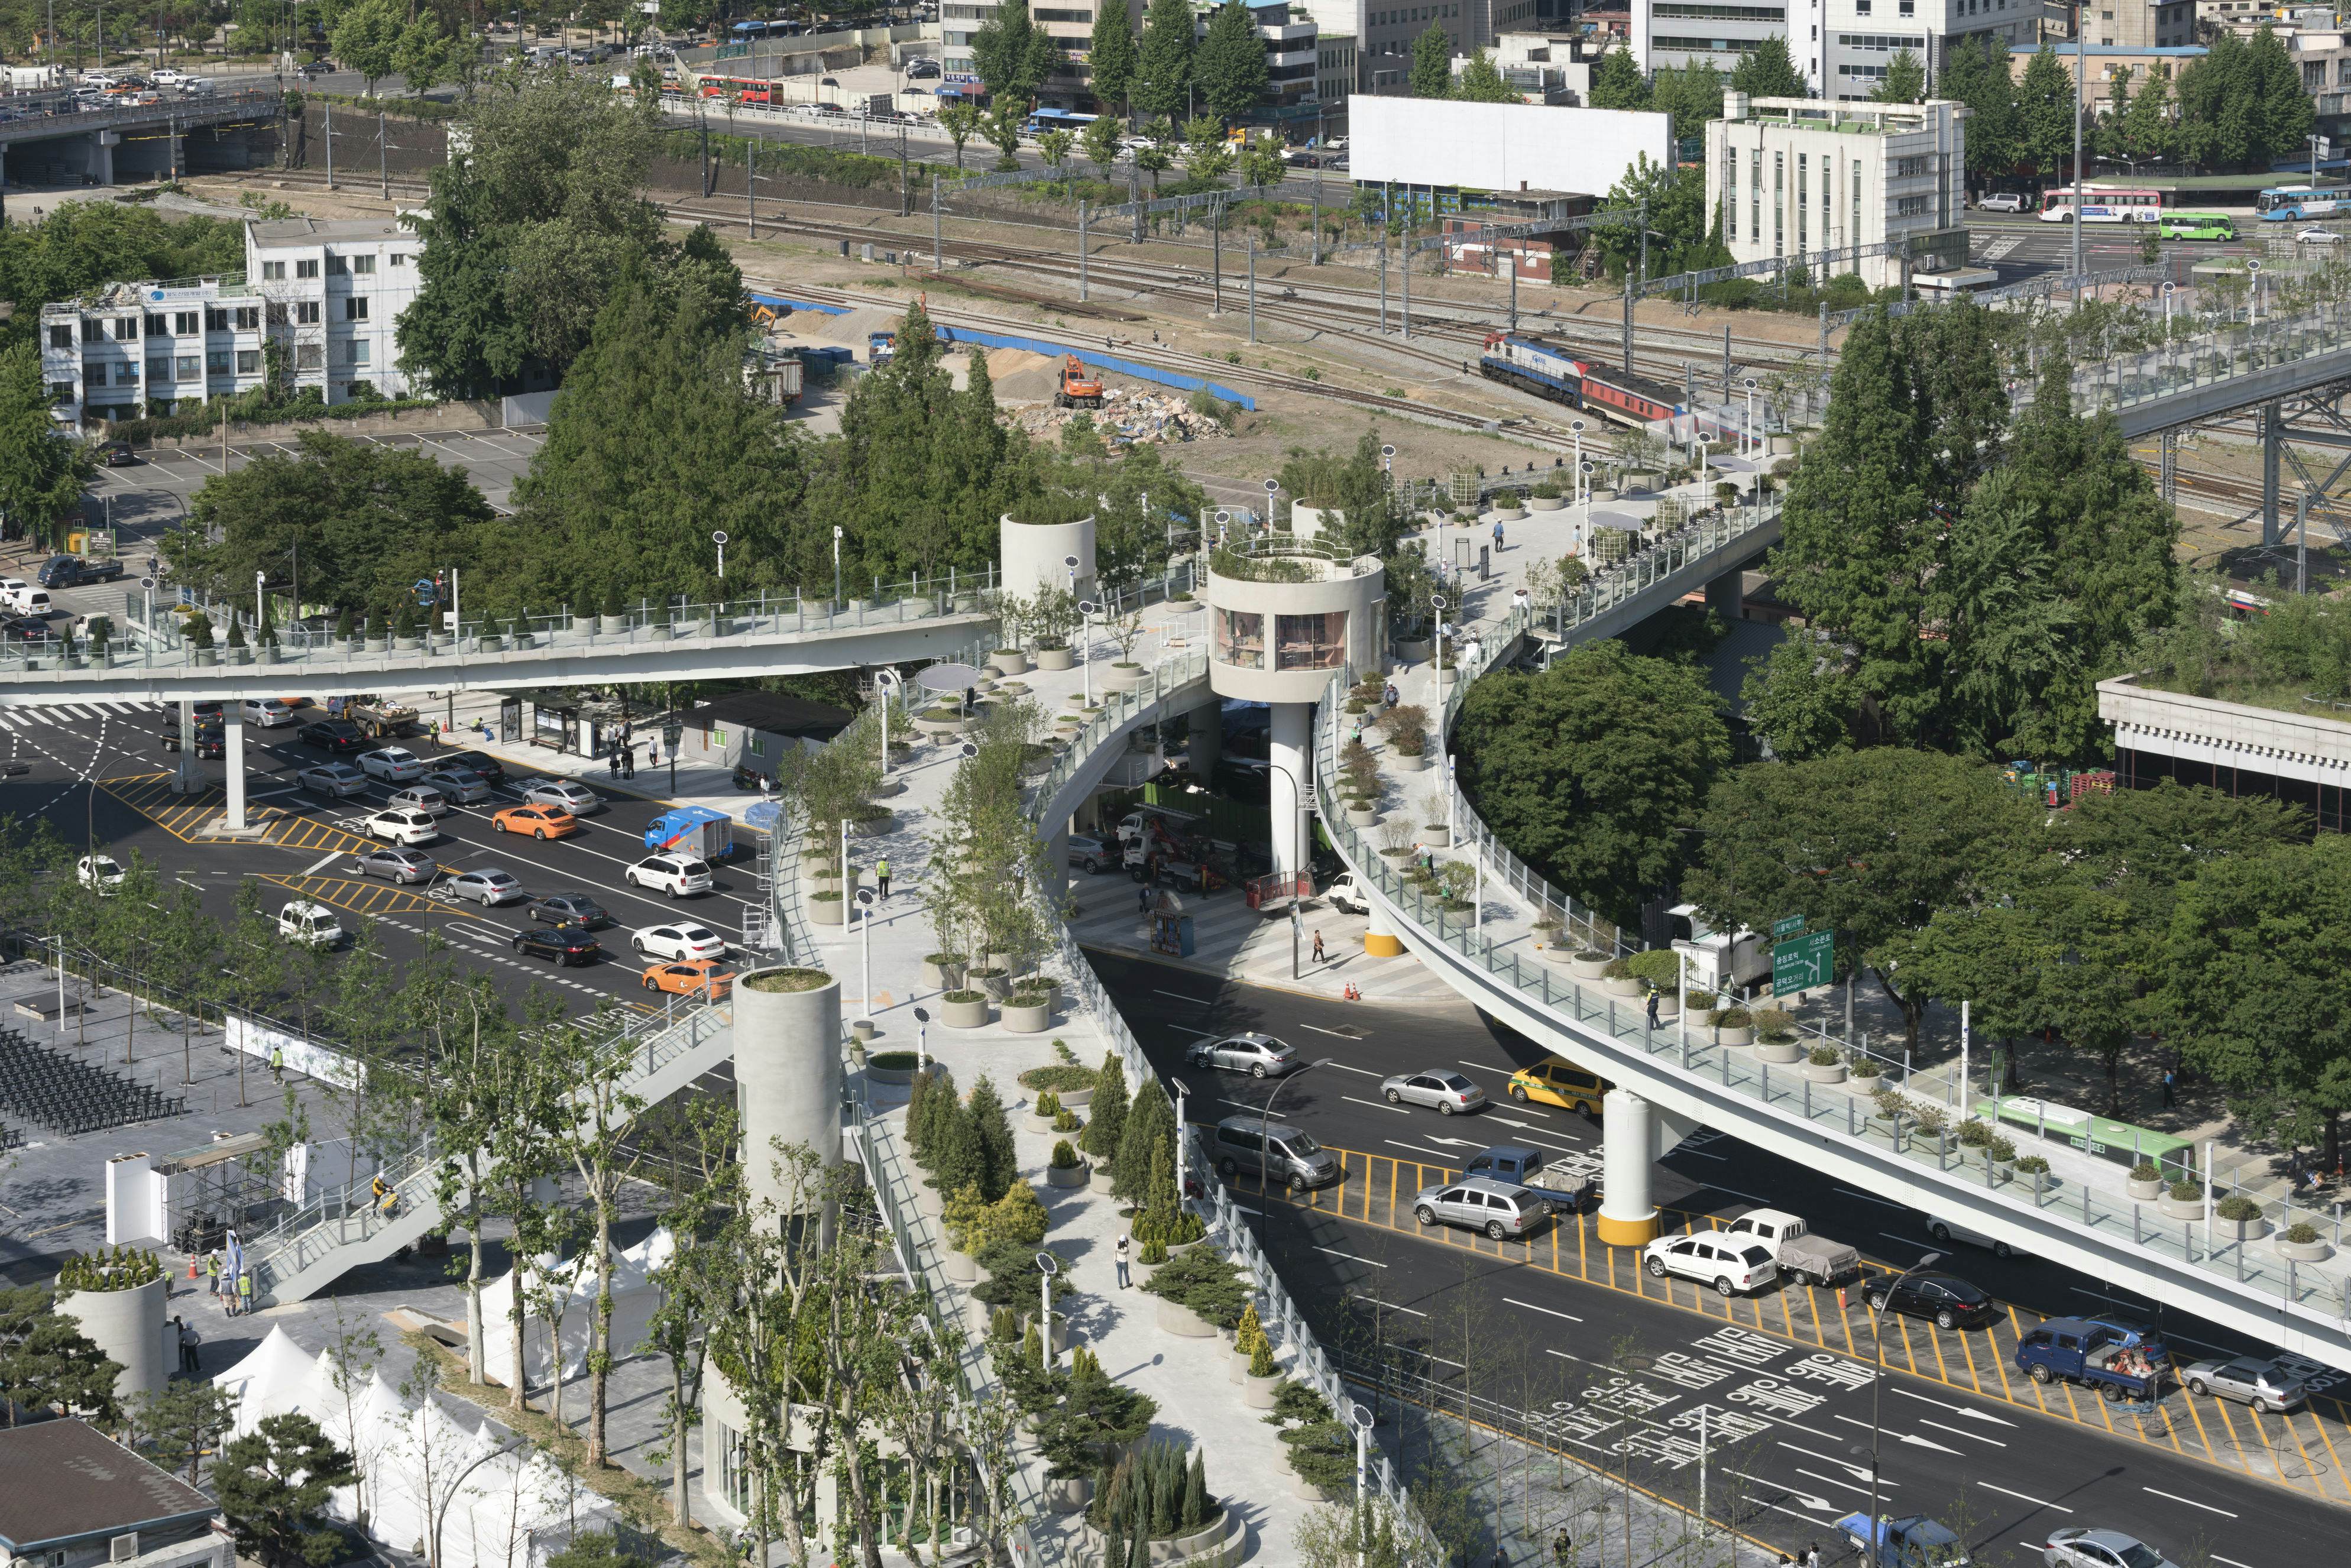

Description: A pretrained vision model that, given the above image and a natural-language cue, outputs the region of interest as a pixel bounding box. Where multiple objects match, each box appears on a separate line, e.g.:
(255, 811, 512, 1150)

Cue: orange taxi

(491, 803, 579, 840)
(642, 959, 734, 999)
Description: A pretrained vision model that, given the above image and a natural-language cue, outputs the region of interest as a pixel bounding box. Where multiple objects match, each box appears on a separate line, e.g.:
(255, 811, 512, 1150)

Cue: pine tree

(1113, 1080, 1174, 1201)
(1133, 0, 1196, 121)
(1870, 48, 1925, 105)
(1588, 43, 1648, 110)
(1728, 35, 1806, 99)
(1196, 0, 1270, 123)
(931, 1097, 985, 1198)
(1940, 36, 2020, 182)
(1182, 1447, 1209, 1528)
(970, 0, 1062, 105)
(967, 1074, 1018, 1200)
(1081, 1053, 1129, 1159)
(1409, 25, 1452, 99)
(1089, 1, 1139, 116)
(1454, 49, 1518, 104)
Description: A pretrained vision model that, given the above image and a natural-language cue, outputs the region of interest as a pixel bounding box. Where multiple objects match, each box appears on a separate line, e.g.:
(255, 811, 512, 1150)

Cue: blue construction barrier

(743, 294, 1256, 410)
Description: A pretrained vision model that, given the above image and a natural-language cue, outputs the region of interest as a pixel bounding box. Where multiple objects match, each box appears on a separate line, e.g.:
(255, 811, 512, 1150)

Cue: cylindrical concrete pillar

(1042, 828, 1069, 903)
(175, 700, 199, 794)
(56, 1272, 168, 1407)
(1187, 698, 1222, 778)
(1268, 701, 1312, 880)
(224, 714, 247, 830)
(1595, 1088, 1660, 1246)
(1000, 513, 1097, 605)
(1363, 892, 1403, 958)
(734, 966, 844, 1222)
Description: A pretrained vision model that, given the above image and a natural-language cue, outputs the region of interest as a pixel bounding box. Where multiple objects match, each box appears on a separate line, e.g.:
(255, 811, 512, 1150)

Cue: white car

(364, 808, 439, 846)
(149, 66, 190, 85)
(632, 922, 728, 962)
(1925, 1216, 2028, 1259)
(277, 900, 345, 948)
(77, 854, 126, 892)
(299, 762, 369, 797)
(2298, 226, 2343, 244)
(358, 747, 427, 783)
(241, 698, 300, 727)
(449, 868, 527, 905)
(386, 785, 450, 818)
(1642, 1231, 1780, 1297)
(522, 778, 605, 816)
(1326, 872, 1369, 915)
(5, 583, 54, 617)
(1974, 192, 2026, 213)
(627, 853, 714, 898)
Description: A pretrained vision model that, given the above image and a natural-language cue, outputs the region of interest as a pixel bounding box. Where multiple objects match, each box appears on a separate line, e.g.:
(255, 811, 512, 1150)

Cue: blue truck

(645, 805, 734, 863)
(2013, 1316, 2167, 1404)
(1834, 1514, 1970, 1568)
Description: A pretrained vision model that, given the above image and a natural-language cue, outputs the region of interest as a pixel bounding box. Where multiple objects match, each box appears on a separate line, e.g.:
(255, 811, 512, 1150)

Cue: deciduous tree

(970, 0, 1061, 106)
(1196, 0, 1270, 122)
(1089, 0, 1139, 116)
(1729, 36, 1806, 99)
(1132, 0, 1196, 121)
(0, 343, 90, 551)
(1588, 43, 1648, 111)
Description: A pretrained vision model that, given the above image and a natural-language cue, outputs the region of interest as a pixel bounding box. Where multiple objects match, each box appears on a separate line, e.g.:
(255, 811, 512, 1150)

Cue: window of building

(205, 307, 228, 332)
(177, 355, 200, 381)
(208, 351, 231, 376)
(48, 325, 72, 349)
(116, 362, 140, 385)
(262, 260, 287, 280)
(266, 302, 289, 325)
(297, 300, 322, 325)
(296, 257, 321, 279)
(1215, 607, 1266, 669)
(1774, 150, 1784, 257)
(50, 382, 75, 403)
(391, 252, 409, 266)
(1899, 0, 1913, 12)
(350, 254, 376, 274)
(235, 306, 261, 330)
(346, 297, 370, 322)
(349, 340, 373, 366)
(174, 310, 200, 334)
(1895, 195, 1928, 216)
(327, 253, 348, 275)
(1855, 0, 1870, 12)
(1750, 147, 1762, 251)
(148, 357, 172, 382)
(237, 349, 261, 374)
(145, 313, 167, 336)
(1854, 162, 1863, 242)
(114, 316, 139, 341)
(1798, 153, 1808, 251)
(1725, 145, 1738, 241)
(1275, 611, 1348, 670)
(1893, 154, 1930, 177)
(296, 344, 324, 371)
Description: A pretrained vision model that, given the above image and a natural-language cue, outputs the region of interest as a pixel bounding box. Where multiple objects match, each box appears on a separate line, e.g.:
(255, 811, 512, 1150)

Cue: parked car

(1504, 1055, 1607, 1115)
(627, 853, 714, 897)
(1459, 1145, 1592, 1211)
(352, 846, 435, 883)
(300, 720, 368, 753)
(2180, 1354, 2307, 1413)
(493, 803, 579, 840)
(163, 721, 225, 758)
(0, 615, 52, 643)
(76, 854, 125, 892)
(2298, 226, 2342, 245)
(530, 893, 614, 929)
(643, 958, 733, 997)
(521, 778, 604, 816)
(277, 900, 345, 948)
(1381, 1070, 1486, 1115)
(2015, 1318, 2167, 1403)
(438, 749, 507, 785)
(1976, 192, 2026, 213)
(1325, 871, 1369, 915)
(364, 808, 439, 847)
(1866, 1267, 1999, 1330)
(1722, 1209, 1861, 1288)
(419, 767, 492, 804)
(1067, 833, 1114, 873)
(448, 868, 527, 905)
(2040, 1528, 2177, 1568)
(37, 556, 123, 587)
(1414, 1176, 1544, 1241)
(632, 922, 728, 962)
(358, 746, 428, 783)
(1836, 1514, 1971, 1568)
(240, 697, 300, 727)
(299, 762, 369, 796)
(1925, 1216, 2026, 1259)
(1210, 1115, 1339, 1191)
(1643, 1231, 1779, 1296)
(513, 926, 602, 966)
(2079, 1315, 2168, 1360)
(101, 439, 140, 465)
(1186, 1031, 1298, 1078)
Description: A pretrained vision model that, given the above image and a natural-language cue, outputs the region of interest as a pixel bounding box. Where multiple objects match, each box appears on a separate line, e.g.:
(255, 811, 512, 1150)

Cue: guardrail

(1316, 620, 2351, 1345)
(2046, 299, 2351, 423)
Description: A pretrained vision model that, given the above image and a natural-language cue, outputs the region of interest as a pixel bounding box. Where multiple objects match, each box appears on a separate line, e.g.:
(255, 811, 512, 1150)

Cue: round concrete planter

(1023, 1107, 1061, 1133)
(1290, 1473, 1343, 1502)
(848, 811, 895, 839)
(1528, 495, 1567, 511)
(1651, 993, 1680, 1020)
(55, 1272, 167, 1406)
(1089, 1165, 1118, 1195)
(1078, 1506, 1234, 1568)
(914, 1183, 944, 1220)
(989, 648, 1028, 676)
(1487, 506, 1527, 523)
(1391, 749, 1428, 772)
(940, 994, 991, 1029)
(1345, 806, 1378, 830)
(1061, 1086, 1095, 1108)
(1047, 1476, 1094, 1514)
(1047, 1160, 1088, 1188)
(1799, 1060, 1848, 1084)
(2213, 1213, 2269, 1243)
(1228, 1347, 1252, 1384)
(1754, 1040, 1805, 1065)
(649, 624, 673, 643)
(866, 1060, 918, 1087)
(1714, 1025, 1754, 1047)
(1568, 954, 1611, 980)
(600, 614, 627, 635)
(2276, 1233, 2333, 1263)
(913, 713, 968, 738)
(1395, 638, 1433, 662)
(1244, 1368, 1282, 1409)
(2128, 1177, 2165, 1202)
(850, 1019, 877, 1045)
(1034, 645, 1076, 671)
(364, 636, 388, 653)
(943, 1246, 976, 1282)
(921, 956, 966, 990)
(2159, 1193, 2206, 1222)
(1601, 974, 1643, 997)
(810, 894, 845, 925)
(1155, 1297, 1218, 1338)
(1102, 663, 1146, 692)
(1421, 824, 1450, 848)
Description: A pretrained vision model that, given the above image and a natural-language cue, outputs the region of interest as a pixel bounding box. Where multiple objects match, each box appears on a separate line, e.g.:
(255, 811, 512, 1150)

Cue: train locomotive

(1479, 331, 1687, 424)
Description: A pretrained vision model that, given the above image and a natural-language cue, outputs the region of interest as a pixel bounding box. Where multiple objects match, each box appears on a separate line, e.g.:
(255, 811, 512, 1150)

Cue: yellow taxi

(491, 802, 579, 840)
(1504, 1056, 1608, 1115)
(642, 959, 734, 999)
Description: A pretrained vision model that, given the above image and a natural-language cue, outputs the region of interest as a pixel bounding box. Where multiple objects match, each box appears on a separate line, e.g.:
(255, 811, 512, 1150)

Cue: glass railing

(1319, 644, 2351, 1330)
(2048, 300, 2351, 419)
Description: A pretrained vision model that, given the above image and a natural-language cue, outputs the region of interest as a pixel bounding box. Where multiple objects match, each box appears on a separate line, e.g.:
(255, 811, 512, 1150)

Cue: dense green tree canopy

(1088, 1, 1139, 114)
(1132, 0, 1197, 121)
(0, 204, 244, 355)
(0, 344, 92, 552)
(1196, 1, 1271, 122)
(215, 1413, 360, 1568)
(1939, 36, 2021, 183)
(1453, 50, 1520, 104)
(1649, 61, 1724, 132)
(1729, 37, 1807, 99)
(1588, 44, 1649, 111)
(1409, 25, 1453, 100)
(1870, 48, 1926, 105)
(971, 0, 1063, 105)
(1588, 156, 1728, 280)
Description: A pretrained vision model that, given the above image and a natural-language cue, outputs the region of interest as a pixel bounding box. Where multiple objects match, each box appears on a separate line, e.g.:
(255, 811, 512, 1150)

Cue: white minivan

(278, 901, 345, 947)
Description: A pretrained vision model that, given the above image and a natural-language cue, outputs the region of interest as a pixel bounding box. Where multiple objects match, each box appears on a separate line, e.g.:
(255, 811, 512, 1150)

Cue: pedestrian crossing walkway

(0, 701, 157, 726)
(96, 772, 375, 854)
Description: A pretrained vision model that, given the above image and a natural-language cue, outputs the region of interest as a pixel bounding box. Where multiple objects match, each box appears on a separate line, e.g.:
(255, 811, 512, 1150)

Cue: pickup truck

(2014, 1317, 2166, 1404)
(1835, 1514, 1970, 1568)
(1722, 1209, 1861, 1287)
(339, 696, 419, 738)
(1460, 1145, 1595, 1212)
(1326, 872, 1369, 915)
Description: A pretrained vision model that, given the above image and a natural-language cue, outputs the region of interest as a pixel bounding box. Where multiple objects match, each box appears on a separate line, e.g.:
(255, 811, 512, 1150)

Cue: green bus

(2159, 211, 2238, 241)
(1977, 1097, 2197, 1177)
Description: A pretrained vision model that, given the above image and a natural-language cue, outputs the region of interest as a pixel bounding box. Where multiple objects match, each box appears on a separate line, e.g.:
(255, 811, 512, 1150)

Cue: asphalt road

(1087, 950, 2350, 1566)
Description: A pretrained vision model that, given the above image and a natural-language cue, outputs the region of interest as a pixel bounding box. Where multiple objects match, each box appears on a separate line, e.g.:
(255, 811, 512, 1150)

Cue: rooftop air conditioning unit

(111, 1535, 140, 1563)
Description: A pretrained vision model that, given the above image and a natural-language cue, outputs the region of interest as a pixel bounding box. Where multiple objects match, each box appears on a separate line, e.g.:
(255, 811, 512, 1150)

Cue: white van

(277, 901, 346, 948)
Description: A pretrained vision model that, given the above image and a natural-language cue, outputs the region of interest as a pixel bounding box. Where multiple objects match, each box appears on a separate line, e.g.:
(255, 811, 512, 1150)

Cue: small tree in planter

(86, 616, 112, 659)
(1028, 586, 1081, 653)
(1082, 1054, 1129, 1162)
(334, 607, 355, 644)
(226, 617, 248, 652)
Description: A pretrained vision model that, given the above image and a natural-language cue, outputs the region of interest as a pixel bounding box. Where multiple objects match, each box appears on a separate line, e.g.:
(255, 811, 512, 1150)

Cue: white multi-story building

(1630, 0, 2039, 98)
(1704, 91, 1968, 287)
(39, 215, 420, 427)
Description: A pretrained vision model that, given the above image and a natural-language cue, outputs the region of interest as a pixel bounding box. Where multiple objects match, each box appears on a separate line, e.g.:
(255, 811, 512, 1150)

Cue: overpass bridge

(0, 88, 281, 192)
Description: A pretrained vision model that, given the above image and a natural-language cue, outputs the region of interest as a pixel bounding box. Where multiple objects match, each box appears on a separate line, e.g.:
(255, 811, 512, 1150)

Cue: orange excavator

(1055, 355, 1103, 410)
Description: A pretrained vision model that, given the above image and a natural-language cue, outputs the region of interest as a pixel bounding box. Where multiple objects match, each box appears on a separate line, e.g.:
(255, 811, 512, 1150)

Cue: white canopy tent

(480, 1229, 676, 1391)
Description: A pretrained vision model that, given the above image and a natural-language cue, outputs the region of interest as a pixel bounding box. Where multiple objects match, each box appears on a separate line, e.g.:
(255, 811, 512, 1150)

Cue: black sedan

(101, 440, 140, 466)
(1865, 1268, 2000, 1331)
(513, 926, 602, 966)
(440, 748, 508, 786)
(299, 720, 368, 753)
(161, 722, 225, 759)
(530, 893, 614, 929)
(2, 615, 54, 643)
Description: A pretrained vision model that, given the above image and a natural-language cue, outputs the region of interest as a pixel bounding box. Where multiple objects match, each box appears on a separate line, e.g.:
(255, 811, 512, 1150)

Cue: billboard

(1350, 98, 1673, 199)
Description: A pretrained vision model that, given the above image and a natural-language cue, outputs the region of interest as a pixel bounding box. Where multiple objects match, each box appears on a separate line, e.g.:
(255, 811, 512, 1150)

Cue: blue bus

(729, 20, 806, 41)
(2256, 184, 2351, 221)
(1024, 107, 1097, 137)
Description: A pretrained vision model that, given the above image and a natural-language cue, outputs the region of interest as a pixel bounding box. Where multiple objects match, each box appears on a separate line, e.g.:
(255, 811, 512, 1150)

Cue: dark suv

(299, 719, 368, 753)
(439, 749, 508, 786)
(38, 556, 124, 587)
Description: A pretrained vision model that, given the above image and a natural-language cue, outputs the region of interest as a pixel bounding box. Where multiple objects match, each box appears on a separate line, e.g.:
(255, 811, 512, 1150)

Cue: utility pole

(747, 134, 755, 238)
(1247, 236, 1257, 343)
(1621, 269, 1634, 377)
(2072, 16, 2086, 303)
(1401, 228, 1411, 341)
(932, 170, 943, 271)
(1311, 106, 1324, 265)
(1722, 323, 1731, 399)
(1212, 195, 1223, 314)
(898, 120, 909, 218)
(324, 93, 333, 190)
(377, 109, 386, 200)
(1079, 199, 1089, 302)
(1379, 224, 1388, 333)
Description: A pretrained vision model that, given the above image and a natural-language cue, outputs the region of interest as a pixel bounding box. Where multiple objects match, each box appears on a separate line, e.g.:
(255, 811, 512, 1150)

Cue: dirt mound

(986, 348, 1064, 403)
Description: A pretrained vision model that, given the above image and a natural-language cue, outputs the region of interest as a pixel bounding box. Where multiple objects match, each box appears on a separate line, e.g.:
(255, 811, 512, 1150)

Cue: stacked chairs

(0, 1026, 187, 1135)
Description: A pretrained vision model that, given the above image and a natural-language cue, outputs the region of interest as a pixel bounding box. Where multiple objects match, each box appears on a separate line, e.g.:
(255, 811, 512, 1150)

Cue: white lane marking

(1351, 1295, 1424, 1317)
(1837, 1186, 1908, 1210)
(301, 851, 343, 876)
(1152, 988, 1208, 1002)
(1313, 1246, 1388, 1268)
(1877, 1232, 1932, 1250)
(1920, 1418, 2003, 1446)
(2209, 1557, 2258, 1568)
(2142, 1487, 2235, 1517)
(1385, 1140, 1452, 1160)
(1676, 1145, 1726, 1160)
(1323, 1060, 1383, 1076)
(1976, 1482, 2061, 1510)
(1793, 1467, 1873, 1498)
(1892, 1386, 2015, 1426)
(1503, 1296, 1581, 1323)
(1300, 1024, 1365, 1040)
(1343, 1094, 1410, 1115)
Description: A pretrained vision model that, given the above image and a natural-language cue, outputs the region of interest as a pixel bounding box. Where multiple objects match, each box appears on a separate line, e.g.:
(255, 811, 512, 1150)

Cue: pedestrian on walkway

(1552, 1529, 1571, 1564)
(2161, 1065, 2177, 1109)
(236, 1271, 252, 1316)
(877, 857, 892, 899)
(1312, 930, 1326, 964)
(1138, 885, 1152, 918)
(177, 1317, 201, 1375)
(268, 1044, 284, 1084)
(607, 747, 620, 779)
(1115, 1233, 1132, 1288)
(1493, 518, 1505, 552)
(1644, 984, 1660, 1031)
(623, 746, 636, 779)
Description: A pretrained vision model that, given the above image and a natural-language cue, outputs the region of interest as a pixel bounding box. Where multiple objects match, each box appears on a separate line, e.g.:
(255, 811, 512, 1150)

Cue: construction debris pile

(1005, 385, 1230, 447)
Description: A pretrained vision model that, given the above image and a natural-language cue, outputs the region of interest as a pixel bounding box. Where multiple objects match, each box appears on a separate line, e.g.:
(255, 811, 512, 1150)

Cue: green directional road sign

(1772, 930, 1834, 997)
(1772, 914, 1806, 940)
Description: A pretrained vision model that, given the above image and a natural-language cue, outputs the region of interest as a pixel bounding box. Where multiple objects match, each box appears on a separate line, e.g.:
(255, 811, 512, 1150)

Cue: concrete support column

(1595, 1088, 1661, 1246)
(1042, 828, 1069, 903)
(88, 129, 116, 186)
(1187, 698, 1222, 777)
(1268, 700, 1312, 881)
(224, 714, 247, 830)
(173, 701, 200, 795)
(2262, 399, 2284, 546)
(1704, 569, 1743, 621)
(1363, 893, 1403, 958)
(735, 965, 844, 1229)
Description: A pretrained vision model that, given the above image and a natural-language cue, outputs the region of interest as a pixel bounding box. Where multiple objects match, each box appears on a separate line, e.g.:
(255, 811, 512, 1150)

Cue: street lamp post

(914, 1005, 930, 1070)
(875, 668, 902, 780)
(431, 1438, 526, 1568)
(1743, 376, 1758, 458)
(1258, 759, 1313, 969)
(1035, 1250, 1061, 1372)
(714, 528, 728, 580)
(833, 524, 844, 609)
(1857, 1250, 1942, 1567)
(1350, 1400, 1375, 1525)
(1256, 1057, 1334, 1197)
(856, 887, 876, 1035)
(1077, 597, 1097, 707)
(1171, 1077, 1189, 1193)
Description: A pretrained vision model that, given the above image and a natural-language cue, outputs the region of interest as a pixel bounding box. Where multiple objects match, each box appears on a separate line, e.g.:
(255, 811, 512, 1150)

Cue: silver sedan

(1381, 1070, 1487, 1115)
(2040, 1528, 2178, 1568)
(353, 847, 436, 884)
(2181, 1354, 2307, 1413)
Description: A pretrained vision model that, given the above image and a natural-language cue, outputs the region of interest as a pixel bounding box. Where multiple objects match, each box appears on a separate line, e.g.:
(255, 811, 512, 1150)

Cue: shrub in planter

(1019, 1062, 1099, 1096)
(2130, 1161, 2162, 1184)
(1036, 1090, 1063, 1120)
(1716, 1008, 1752, 1031)
(1625, 949, 1682, 988)
(1086, 1439, 1215, 1544)
(1847, 1056, 1882, 1082)
(60, 1244, 164, 1291)
(2286, 1221, 2322, 1245)
(1808, 1045, 1842, 1068)
(1054, 1108, 1082, 1132)
(1750, 1007, 1798, 1043)
(1909, 1100, 1948, 1135)
(1281, 1420, 1356, 1495)
(1051, 1139, 1083, 1171)
(2169, 1178, 2203, 1203)
(1138, 1237, 1169, 1265)
(870, 1050, 921, 1073)
(1248, 1340, 1277, 1378)
(1987, 1135, 2016, 1163)
(1139, 1246, 1253, 1330)
(1957, 1119, 1993, 1149)
(1037, 1348, 1158, 1479)
(2014, 1155, 2050, 1177)
(972, 1239, 1073, 1311)
(2216, 1194, 2263, 1223)
(1235, 1303, 1269, 1360)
